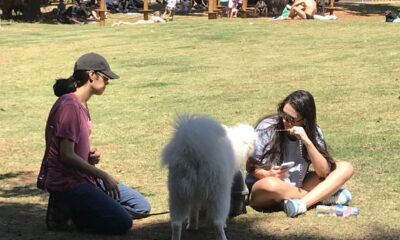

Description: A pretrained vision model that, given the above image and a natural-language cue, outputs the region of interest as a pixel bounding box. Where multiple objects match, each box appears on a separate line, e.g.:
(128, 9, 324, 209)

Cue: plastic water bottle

(316, 205, 359, 217)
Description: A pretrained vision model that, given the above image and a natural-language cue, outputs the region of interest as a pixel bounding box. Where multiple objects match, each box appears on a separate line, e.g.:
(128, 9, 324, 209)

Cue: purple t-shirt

(37, 93, 96, 191)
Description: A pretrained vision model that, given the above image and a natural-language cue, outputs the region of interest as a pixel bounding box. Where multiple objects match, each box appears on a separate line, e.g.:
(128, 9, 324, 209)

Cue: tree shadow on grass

(0, 185, 45, 198)
(0, 202, 399, 240)
(335, 2, 399, 16)
(0, 171, 29, 180)
(1, 170, 398, 240)
(0, 170, 47, 199)
(132, 216, 400, 240)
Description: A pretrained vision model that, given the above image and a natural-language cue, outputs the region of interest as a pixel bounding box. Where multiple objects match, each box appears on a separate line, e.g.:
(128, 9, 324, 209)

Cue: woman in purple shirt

(37, 53, 150, 234)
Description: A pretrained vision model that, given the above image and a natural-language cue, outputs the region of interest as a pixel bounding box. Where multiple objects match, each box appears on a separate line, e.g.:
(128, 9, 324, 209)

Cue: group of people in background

(52, 0, 326, 24)
(54, 0, 101, 24)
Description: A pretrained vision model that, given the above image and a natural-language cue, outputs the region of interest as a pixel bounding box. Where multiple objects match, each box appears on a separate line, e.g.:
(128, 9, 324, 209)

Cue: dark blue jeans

(50, 183, 151, 234)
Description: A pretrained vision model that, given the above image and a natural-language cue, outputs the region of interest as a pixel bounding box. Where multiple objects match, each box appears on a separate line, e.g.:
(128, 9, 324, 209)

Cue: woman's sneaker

(283, 198, 307, 217)
(321, 189, 352, 205)
(46, 196, 73, 231)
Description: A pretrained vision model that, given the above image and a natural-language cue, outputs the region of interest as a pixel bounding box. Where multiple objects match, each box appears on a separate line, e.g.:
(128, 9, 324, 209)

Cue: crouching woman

(37, 53, 151, 234)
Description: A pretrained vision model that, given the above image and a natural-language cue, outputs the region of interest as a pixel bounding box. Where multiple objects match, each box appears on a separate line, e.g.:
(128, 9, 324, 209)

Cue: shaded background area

(1, 200, 400, 240)
(1, 0, 399, 22)
(1, 170, 399, 240)
(335, 1, 400, 16)
(0, 0, 46, 21)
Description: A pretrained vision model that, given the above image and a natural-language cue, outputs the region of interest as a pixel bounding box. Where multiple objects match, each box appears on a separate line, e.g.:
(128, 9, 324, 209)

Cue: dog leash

(94, 180, 170, 217)
(138, 211, 169, 219)
(147, 211, 169, 216)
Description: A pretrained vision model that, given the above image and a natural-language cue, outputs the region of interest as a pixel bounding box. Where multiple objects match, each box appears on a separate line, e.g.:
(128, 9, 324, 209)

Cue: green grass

(1, 4, 400, 239)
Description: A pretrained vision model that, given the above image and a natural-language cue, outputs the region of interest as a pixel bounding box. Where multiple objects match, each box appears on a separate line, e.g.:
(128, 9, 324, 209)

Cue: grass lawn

(0, 2, 399, 240)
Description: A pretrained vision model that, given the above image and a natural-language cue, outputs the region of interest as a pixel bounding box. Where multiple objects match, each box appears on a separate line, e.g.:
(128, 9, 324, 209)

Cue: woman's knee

(136, 196, 152, 214)
(249, 177, 285, 207)
(335, 161, 354, 180)
(103, 214, 133, 235)
(252, 177, 282, 193)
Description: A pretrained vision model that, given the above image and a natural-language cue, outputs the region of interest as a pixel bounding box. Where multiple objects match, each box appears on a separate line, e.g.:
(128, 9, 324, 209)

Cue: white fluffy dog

(161, 114, 257, 240)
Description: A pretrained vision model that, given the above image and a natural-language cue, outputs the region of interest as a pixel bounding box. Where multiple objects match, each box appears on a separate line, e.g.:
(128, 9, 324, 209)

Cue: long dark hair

(53, 70, 90, 97)
(246, 90, 336, 173)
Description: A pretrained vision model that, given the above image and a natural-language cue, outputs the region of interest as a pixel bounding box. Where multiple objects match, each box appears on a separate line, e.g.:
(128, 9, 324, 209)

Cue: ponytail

(52, 70, 90, 97)
(53, 77, 76, 97)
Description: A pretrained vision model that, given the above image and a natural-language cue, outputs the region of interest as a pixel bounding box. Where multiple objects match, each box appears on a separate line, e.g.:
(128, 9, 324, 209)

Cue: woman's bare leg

(249, 161, 354, 210)
(249, 177, 308, 209)
(301, 161, 354, 208)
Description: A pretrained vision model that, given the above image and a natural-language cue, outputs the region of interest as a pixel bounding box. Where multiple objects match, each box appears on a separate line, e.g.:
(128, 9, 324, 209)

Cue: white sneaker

(321, 189, 352, 205)
(283, 198, 307, 217)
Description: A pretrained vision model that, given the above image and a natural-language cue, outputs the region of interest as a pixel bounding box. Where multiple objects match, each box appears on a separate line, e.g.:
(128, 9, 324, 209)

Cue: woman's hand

(89, 147, 101, 165)
(288, 127, 331, 178)
(269, 165, 289, 179)
(288, 126, 311, 144)
(102, 174, 120, 200)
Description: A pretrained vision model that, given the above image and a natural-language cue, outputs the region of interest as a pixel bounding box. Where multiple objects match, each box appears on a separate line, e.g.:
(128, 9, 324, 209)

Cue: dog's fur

(162, 114, 257, 240)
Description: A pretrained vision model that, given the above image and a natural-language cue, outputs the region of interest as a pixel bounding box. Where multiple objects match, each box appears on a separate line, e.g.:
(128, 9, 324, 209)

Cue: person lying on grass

(246, 90, 354, 217)
(285, 0, 317, 19)
(112, 11, 166, 26)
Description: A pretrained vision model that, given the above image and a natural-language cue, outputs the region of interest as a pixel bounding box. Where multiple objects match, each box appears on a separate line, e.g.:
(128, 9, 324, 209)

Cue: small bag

(229, 171, 249, 217)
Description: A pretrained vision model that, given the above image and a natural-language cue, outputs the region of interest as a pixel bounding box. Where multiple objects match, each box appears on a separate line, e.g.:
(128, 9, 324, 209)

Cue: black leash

(146, 211, 169, 216)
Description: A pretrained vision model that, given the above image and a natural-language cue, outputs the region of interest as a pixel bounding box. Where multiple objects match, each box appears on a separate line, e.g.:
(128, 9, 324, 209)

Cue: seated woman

(246, 90, 354, 217)
(59, 5, 88, 24)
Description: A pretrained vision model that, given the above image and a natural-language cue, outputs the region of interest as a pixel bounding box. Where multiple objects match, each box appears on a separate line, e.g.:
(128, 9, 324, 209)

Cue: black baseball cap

(74, 52, 120, 79)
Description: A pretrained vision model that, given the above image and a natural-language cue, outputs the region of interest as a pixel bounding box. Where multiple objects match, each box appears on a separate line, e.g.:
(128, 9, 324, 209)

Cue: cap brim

(101, 70, 120, 79)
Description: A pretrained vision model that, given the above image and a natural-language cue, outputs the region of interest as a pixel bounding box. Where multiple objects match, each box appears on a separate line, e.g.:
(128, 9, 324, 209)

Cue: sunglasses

(96, 72, 109, 83)
(279, 111, 304, 125)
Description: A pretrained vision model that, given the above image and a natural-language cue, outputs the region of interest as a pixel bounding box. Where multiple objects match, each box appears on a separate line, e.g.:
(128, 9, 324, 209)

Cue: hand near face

(288, 126, 309, 142)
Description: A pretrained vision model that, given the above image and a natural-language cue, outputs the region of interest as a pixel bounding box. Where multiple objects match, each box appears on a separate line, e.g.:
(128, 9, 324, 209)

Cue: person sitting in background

(85, 0, 102, 21)
(181, 0, 192, 14)
(58, 0, 66, 14)
(192, 0, 207, 10)
(59, 5, 88, 24)
(112, 11, 166, 26)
